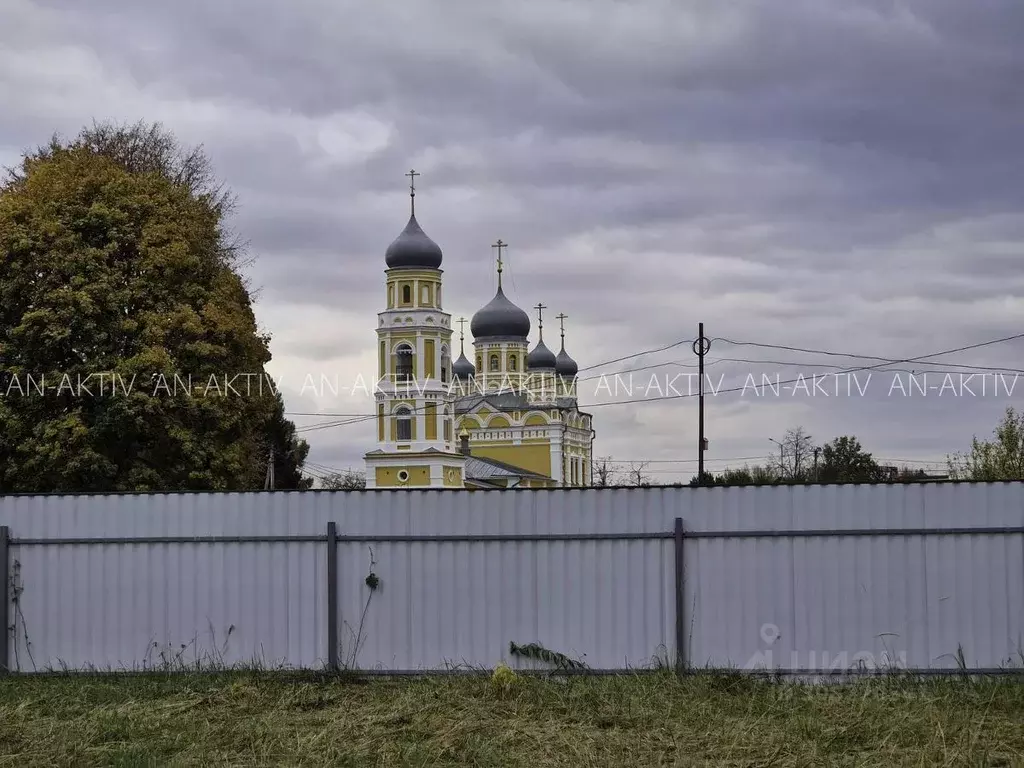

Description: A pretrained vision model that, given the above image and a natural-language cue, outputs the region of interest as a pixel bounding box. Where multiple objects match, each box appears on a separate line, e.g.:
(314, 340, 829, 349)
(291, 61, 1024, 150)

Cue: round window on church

(397, 469, 409, 483)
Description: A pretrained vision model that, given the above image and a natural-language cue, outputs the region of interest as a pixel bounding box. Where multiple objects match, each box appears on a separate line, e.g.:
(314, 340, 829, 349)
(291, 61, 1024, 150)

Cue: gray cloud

(2, 0, 1023, 483)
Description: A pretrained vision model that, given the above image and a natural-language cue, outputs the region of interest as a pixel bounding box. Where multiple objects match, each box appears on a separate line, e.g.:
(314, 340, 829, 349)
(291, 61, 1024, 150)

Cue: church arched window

(440, 346, 450, 383)
(395, 343, 414, 382)
(443, 407, 451, 441)
(508, 354, 518, 372)
(489, 354, 500, 372)
(402, 285, 412, 304)
(395, 406, 412, 441)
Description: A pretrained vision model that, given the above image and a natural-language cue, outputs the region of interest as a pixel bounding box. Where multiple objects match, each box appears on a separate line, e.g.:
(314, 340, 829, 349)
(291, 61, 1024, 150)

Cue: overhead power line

(577, 332, 1024, 409)
(577, 338, 694, 373)
(304, 460, 362, 475)
(296, 416, 373, 433)
(714, 338, 1024, 375)
(701, 356, 1024, 378)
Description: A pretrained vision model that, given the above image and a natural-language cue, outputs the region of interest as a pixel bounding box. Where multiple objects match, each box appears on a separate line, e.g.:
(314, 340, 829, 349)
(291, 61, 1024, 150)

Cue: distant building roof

(454, 392, 579, 413)
(464, 455, 551, 482)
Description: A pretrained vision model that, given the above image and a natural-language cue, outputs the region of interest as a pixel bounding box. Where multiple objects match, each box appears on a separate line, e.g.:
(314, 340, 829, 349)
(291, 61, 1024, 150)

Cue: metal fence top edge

(0, 479, 1021, 499)
(6, 526, 1024, 545)
(7, 666, 1022, 678)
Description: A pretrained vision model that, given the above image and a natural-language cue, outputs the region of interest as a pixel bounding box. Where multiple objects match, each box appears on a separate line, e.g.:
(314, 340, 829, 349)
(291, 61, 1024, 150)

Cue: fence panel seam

(674, 517, 685, 673)
(0, 525, 8, 674)
(327, 522, 338, 672)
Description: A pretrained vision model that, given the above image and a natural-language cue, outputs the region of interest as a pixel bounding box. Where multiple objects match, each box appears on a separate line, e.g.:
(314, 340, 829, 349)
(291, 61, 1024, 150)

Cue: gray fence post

(326, 521, 338, 672)
(0, 525, 9, 674)
(674, 517, 685, 674)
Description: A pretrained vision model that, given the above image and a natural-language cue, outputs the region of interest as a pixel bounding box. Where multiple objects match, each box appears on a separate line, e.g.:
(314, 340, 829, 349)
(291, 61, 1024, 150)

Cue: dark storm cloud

(3, 0, 1023, 481)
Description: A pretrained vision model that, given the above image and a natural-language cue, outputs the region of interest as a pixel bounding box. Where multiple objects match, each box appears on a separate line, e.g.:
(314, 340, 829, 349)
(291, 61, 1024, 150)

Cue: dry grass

(0, 670, 1022, 766)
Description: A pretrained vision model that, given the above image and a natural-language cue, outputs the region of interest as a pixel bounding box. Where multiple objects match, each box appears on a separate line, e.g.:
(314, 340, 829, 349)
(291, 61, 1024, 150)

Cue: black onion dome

(527, 338, 557, 370)
(470, 286, 531, 339)
(385, 214, 443, 269)
(452, 351, 475, 379)
(555, 346, 578, 378)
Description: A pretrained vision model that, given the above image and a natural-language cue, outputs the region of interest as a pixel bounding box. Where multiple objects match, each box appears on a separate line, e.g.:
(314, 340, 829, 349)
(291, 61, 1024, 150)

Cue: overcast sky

(3, 0, 1023, 483)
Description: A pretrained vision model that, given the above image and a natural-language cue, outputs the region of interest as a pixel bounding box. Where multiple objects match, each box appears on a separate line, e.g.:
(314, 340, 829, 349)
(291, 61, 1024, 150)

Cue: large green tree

(0, 121, 311, 492)
(817, 435, 882, 483)
(948, 406, 1024, 481)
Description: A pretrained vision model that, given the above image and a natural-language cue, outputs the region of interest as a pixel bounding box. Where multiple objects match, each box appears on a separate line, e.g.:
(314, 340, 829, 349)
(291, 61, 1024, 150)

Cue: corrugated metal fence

(1, 483, 1022, 675)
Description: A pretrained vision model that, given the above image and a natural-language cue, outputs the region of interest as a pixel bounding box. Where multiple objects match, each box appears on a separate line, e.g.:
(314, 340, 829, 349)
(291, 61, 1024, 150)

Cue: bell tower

(363, 171, 466, 489)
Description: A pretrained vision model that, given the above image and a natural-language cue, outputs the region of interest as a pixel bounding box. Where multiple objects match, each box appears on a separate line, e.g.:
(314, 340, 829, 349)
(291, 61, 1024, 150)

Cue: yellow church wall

(377, 405, 384, 441)
(424, 339, 435, 378)
(524, 413, 548, 426)
(375, 466, 431, 487)
(443, 466, 463, 487)
(487, 415, 510, 428)
(470, 443, 551, 478)
(425, 403, 437, 440)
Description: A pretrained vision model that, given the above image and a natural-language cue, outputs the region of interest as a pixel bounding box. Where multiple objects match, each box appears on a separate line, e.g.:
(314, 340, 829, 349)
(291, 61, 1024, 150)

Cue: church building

(363, 172, 595, 489)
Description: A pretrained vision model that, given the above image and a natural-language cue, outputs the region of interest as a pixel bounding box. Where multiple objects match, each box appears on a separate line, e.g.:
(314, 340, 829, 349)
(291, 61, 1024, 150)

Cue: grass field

(0, 670, 1022, 766)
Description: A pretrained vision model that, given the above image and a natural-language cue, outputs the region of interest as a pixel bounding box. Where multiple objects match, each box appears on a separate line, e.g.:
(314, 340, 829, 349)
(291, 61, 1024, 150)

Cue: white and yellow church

(363, 173, 595, 489)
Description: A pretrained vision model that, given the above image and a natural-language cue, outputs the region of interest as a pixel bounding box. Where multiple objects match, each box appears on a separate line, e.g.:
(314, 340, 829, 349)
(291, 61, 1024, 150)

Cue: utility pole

(692, 323, 711, 485)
